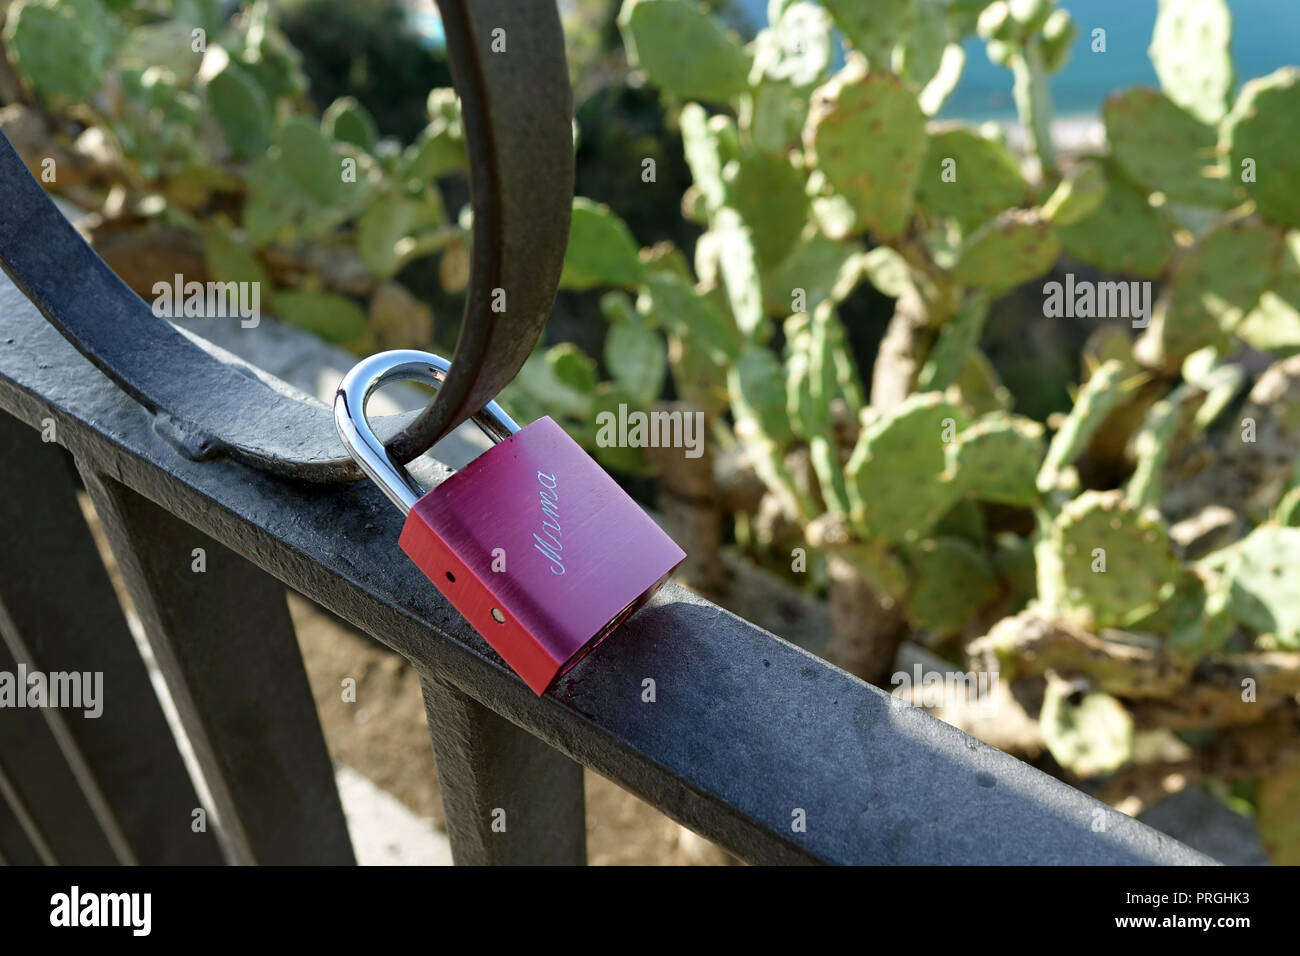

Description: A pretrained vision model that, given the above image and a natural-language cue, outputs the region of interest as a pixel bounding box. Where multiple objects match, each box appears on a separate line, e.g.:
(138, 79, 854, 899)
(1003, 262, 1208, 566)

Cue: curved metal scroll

(0, 0, 572, 482)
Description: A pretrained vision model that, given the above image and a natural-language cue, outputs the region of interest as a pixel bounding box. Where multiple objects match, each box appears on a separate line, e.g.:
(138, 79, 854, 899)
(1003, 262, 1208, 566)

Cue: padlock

(335, 350, 686, 695)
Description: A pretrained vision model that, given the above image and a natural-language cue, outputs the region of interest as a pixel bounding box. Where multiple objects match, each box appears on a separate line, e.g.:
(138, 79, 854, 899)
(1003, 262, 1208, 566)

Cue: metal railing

(0, 272, 1210, 865)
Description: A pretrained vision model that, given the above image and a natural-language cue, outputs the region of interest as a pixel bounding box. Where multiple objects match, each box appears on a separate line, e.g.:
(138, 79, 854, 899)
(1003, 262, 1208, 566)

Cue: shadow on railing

(0, 274, 1211, 865)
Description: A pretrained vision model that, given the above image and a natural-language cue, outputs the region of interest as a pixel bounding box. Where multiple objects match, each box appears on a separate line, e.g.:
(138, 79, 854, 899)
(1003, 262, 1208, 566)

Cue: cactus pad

(761, 233, 863, 314)
(637, 272, 742, 364)
(1215, 526, 1300, 648)
(618, 0, 751, 102)
(1040, 490, 1180, 630)
(953, 210, 1061, 290)
(804, 61, 927, 240)
(1057, 169, 1174, 277)
(918, 292, 990, 391)
(679, 103, 728, 214)
(560, 198, 645, 291)
(1222, 68, 1300, 230)
(1237, 232, 1300, 352)
(947, 414, 1045, 507)
(275, 116, 345, 205)
(323, 97, 378, 153)
(203, 53, 272, 160)
(845, 392, 968, 543)
(722, 150, 810, 268)
(1149, 0, 1233, 125)
(1136, 218, 1284, 371)
(1040, 681, 1134, 778)
(1038, 360, 1129, 493)
(1042, 160, 1108, 227)
(730, 346, 795, 448)
(903, 537, 999, 637)
(1104, 89, 1236, 208)
(605, 319, 667, 405)
(5, 0, 122, 100)
(820, 0, 910, 62)
(916, 127, 1028, 234)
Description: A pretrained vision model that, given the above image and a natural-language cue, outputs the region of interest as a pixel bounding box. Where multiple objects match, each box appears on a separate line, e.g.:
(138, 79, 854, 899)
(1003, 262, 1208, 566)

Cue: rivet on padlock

(335, 350, 686, 695)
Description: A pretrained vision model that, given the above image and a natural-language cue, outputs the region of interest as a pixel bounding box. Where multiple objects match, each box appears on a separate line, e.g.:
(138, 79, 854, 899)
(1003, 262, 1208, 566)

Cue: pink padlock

(335, 350, 685, 694)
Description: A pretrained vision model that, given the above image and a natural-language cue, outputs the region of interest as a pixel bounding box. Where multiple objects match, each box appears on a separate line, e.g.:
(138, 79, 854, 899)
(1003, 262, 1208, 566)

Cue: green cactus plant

(947, 413, 1045, 507)
(1135, 217, 1285, 371)
(1056, 167, 1175, 276)
(1038, 490, 1181, 630)
(845, 392, 968, 544)
(618, 0, 752, 102)
(1149, 0, 1234, 125)
(1211, 526, 1300, 649)
(952, 209, 1061, 290)
(5, 0, 123, 100)
(803, 60, 927, 240)
(1221, 68, 1300, 230)
(1103, 88, 1237, 208)
(903, 536, 998, 637)
(1041, 678, 1135, 778)
(916, 126, 1028, 234)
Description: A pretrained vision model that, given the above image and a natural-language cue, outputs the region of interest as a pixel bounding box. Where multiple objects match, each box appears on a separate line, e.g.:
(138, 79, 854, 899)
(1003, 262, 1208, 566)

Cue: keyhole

(491, 608, 505, 624)
(445, 571, 455, 583)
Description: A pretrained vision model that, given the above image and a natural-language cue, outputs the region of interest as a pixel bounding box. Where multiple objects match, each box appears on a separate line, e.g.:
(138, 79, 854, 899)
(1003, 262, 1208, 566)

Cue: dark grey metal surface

(387, 0, 574, 462)
(421, 675, 585, 864)
(0, 414, 224, 865)
(0, 780, 43, 865)
(0, 636, 118, 864)
(78, 467, 355, 865)
(0, 276, 1212, 865)
(0, 0, 572, 479)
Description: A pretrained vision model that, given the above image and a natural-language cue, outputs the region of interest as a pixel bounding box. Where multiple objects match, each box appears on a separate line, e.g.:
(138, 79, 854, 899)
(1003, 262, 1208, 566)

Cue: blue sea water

(735, 0, 1300, 120)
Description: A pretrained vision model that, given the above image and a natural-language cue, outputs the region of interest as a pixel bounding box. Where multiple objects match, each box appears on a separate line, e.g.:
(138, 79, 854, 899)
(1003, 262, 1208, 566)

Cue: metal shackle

(334, 350, 520, 515)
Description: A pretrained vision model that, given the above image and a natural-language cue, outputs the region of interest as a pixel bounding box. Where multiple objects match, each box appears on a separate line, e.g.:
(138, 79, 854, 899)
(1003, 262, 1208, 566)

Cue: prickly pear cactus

(803, 59, 927, 240)
(903, 537, 998, 637)
(1041, 160, 1107, 227)
(202, 53, 272, 159)
(947, 414, 1045, 507)
(1056, 168, 1175, 276)
(1210, 526, 1300, 648)
(1135, 218, 1285, 371)
(618, 0, 751, 102)
(1041, 678, 1135, 778)
(1149, 0, 1234, 125)
(322, 96, 377, 153)
(1103, 88, 1236, 208)
(1222, 68, 1300, 230)
(1039, 490, 1181, 630)
(5, 0, 122, 100)
(1038, 360, 1131, 494)
(561, 198, 646, 291)
(845, 393, 968, 544)
(819, 0, 911, 63)
(952, 209, 1061, 289)
(918, 292, 989, 391)
(722, 150, 810, 269)
(916, 126, 1028, 233)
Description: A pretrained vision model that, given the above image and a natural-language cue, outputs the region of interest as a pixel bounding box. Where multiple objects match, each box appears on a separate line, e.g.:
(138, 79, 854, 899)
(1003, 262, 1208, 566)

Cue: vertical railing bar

(78, 466, 355, 865)
(0, 621, 137, 865)
(420, 674, 586, 865)
(0, 414, 224, 864)
(0, 760, 55, 865)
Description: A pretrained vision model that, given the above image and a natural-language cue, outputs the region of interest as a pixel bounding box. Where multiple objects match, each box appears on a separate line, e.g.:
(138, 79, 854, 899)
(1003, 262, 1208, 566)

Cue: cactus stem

(1011, 40, 1056, 180)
